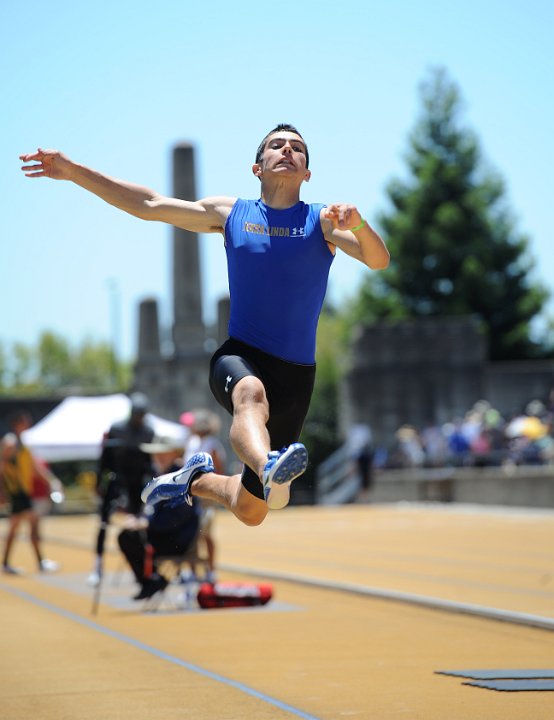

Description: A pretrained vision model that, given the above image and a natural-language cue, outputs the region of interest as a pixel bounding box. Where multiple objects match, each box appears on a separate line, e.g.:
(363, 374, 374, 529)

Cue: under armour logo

(225, 375, 233, 393)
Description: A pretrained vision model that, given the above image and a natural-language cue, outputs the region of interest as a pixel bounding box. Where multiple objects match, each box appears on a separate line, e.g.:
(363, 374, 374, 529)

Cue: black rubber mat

(463, 679, 554, 692)
(436, 669, 554, 680)
(436, 669, 554, 691)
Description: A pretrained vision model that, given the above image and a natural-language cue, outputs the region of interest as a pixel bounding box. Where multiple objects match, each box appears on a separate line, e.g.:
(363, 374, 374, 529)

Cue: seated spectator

(443, 420, 471, 466)
(182, 409, 226, 583)
(505, 400, 549, 466)
(117, 436, 200, 600)
(420, 422, 449, 467)
(389, 425, 425, 468)
(470, 429, 492, 466)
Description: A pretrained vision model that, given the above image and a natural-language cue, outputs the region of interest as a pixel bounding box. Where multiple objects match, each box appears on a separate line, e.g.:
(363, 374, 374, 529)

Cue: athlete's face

(253, 132, 311, 182)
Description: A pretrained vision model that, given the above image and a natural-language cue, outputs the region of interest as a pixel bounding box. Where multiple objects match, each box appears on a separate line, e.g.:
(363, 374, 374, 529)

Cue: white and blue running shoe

(262, 443, 308, 510)
(141, 452, 214, 507)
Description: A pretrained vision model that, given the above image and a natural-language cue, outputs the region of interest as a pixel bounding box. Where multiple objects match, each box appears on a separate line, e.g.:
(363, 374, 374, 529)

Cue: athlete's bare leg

(190, 472, 268, 526)
(228, 376, 272, 478)
(189, 376, 271, 526)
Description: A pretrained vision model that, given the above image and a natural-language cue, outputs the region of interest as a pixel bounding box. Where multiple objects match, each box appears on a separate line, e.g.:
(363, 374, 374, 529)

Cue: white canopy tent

(22, 394, 188, 462)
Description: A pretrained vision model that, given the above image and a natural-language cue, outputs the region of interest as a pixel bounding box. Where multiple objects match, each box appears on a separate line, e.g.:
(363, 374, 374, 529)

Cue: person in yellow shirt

(0, 412, 61, 574)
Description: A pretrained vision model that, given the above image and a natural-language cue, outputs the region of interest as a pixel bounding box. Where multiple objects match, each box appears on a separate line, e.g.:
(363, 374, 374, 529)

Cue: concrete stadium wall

(370, 465, 554, 508)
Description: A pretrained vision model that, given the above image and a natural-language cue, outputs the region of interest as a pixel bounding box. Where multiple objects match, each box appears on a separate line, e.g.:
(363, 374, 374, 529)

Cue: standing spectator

(31, 456, 64, 516)
(347, 424, 374, 502)
(0, 411, 61, 574)
(355, 440, 374, 502)
(88, 393, 155, 586)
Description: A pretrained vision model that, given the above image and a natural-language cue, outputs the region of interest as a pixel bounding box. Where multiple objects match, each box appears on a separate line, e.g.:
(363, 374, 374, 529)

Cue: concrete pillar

(217, 295, 231, 345)
(172, 143, 205, 352)
(137, 297, 161, 360)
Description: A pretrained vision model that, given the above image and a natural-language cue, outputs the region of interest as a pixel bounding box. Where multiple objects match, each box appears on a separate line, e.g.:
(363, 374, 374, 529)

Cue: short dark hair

(9, 410, 32, 429)
(255, 123, 309, 168)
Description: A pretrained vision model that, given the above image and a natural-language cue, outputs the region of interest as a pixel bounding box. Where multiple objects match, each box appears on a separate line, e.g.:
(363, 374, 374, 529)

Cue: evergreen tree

(354, 67, 548, 360)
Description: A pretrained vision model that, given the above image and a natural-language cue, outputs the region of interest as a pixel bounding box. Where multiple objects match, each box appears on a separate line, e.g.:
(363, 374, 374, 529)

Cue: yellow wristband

(351, 219, 366, 232)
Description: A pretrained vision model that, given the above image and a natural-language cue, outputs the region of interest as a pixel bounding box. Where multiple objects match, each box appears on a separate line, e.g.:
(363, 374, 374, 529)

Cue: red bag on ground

(197, 581, 273, 609)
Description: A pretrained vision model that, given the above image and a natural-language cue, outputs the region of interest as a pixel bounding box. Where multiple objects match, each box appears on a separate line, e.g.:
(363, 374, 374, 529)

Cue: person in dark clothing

(88, 393, 155, 586)
(118, 435, 200, 600)
(98, 394, 155, 515)
(118, 496, 201, 600)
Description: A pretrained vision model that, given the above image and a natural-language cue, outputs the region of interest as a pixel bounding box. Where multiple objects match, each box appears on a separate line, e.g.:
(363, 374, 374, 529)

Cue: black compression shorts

(209, 337, 316, 498)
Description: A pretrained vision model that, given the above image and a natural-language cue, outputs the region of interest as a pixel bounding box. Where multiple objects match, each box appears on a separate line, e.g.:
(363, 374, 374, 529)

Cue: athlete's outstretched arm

(321, 204, 390, 270)
(19, 148, 235, 233)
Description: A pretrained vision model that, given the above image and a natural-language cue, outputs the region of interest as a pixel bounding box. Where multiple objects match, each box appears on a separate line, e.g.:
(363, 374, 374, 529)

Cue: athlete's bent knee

(234, 495, 268, 527)
(238, 507, 268, 527)
(232, 376, 267, 411)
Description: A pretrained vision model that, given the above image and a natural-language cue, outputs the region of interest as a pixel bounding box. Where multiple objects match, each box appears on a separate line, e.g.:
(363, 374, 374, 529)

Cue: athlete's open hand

(323, 203, 363, 232)
(19, 148, 73, 180)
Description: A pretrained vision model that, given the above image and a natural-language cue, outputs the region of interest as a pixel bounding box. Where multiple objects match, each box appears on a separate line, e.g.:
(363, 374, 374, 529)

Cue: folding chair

(141, 530, 210, 611)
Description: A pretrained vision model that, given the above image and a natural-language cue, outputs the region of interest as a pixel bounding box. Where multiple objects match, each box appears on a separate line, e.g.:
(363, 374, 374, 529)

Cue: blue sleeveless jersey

(224, 199, 334, 364)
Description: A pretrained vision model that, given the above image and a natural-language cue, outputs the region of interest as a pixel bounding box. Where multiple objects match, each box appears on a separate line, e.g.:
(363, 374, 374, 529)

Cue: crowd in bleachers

(379, 394, 554, 470)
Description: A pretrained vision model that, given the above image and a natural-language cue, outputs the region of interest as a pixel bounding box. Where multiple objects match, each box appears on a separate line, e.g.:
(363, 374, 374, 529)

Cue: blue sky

(2, 0, 553, 361)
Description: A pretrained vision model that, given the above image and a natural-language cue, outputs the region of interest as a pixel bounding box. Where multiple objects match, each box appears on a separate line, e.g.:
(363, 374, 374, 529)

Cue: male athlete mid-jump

(20, 124, 389, 527)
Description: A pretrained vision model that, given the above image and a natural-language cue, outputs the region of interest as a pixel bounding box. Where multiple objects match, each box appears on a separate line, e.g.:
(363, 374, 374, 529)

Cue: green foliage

(0, 331, 131, 396)
(39, 332, 72, 389)
(12, 342, 35, 388)
(353, 67, 549, 361)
